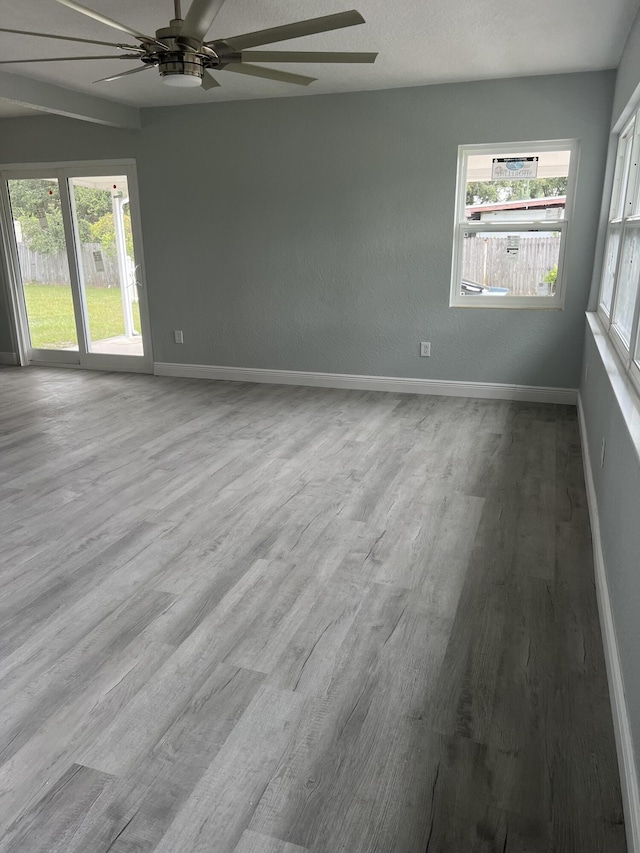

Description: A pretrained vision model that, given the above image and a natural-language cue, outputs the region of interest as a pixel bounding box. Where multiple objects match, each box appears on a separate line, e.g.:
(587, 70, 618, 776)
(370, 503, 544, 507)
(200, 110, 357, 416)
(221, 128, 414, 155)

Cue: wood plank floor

(0, 367, 626, 853)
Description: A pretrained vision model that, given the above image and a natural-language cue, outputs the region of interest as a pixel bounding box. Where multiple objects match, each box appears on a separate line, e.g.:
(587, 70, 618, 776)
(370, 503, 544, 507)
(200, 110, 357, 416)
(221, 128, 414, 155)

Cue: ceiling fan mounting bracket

(117, 43, 146, 53)
(209, 41, 237, 62)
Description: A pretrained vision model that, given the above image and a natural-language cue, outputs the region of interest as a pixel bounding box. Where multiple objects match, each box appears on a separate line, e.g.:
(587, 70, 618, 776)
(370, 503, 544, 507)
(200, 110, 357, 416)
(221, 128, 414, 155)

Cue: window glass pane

(460, 229, 562, 298)
(69, 176, 143, 357)
(465, 149, 571, 225)
(629, 124, 640, 217)
(7, 178, 78, 351)
(599, 227, 621, 316)
(610, 128, 634, 220)
(612, 227, 640, 347)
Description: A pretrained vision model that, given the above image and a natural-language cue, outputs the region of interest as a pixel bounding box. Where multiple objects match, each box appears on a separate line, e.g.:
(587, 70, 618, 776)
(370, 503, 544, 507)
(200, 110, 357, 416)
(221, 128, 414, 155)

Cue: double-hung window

(451, 140, 579, 309)
(597, 115, 640, 391)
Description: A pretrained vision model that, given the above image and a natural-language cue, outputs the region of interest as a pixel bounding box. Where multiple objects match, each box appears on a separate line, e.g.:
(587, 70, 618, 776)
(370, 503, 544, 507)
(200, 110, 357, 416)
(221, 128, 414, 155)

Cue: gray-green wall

(0, 70, 614, 387)
(581, 330, 640, 774)
(580, 5, 640, 806)
(613, 7, 640, 128)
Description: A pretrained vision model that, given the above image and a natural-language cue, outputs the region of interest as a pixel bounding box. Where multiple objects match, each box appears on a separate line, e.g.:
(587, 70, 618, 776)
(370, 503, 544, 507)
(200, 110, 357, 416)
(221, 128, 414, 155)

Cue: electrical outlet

(420, 342, 431, 357)
(174, 330, 184, 344)
(600, 437, 606, 468)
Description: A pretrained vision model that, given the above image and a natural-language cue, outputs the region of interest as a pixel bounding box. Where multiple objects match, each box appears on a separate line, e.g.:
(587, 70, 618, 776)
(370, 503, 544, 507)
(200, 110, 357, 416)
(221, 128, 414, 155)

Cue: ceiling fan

(0, 0, 377, 90)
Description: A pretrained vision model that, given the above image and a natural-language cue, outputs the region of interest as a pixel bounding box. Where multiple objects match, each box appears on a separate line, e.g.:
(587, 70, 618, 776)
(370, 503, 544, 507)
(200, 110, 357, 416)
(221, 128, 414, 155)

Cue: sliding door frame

(0, 158, 153, 374)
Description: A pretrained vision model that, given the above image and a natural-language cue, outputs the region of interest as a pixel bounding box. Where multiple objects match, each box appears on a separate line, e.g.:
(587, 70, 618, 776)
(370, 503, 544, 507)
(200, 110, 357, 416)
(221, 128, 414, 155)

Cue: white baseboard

(153, 362, 577, 405)
(27, 358, 152, 374)
(578, 394, 640, 853)
(0, 352, 17, 365)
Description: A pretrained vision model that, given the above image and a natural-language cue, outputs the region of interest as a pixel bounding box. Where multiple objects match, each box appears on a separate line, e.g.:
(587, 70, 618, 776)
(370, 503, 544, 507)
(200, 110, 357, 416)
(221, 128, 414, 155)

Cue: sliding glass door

(0, 162, 152, 372)
(6, 176, 80, 361)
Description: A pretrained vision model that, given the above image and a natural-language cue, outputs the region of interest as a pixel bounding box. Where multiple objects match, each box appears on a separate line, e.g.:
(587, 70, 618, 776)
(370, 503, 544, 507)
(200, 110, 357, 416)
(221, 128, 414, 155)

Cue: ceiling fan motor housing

(159, 52, 204, 84)
(156, 21, 204, 86)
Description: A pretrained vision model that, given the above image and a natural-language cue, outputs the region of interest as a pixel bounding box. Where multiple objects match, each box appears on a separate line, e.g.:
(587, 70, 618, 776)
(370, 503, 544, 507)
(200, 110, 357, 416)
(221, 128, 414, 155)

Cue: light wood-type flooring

(0, 368, 626, 852)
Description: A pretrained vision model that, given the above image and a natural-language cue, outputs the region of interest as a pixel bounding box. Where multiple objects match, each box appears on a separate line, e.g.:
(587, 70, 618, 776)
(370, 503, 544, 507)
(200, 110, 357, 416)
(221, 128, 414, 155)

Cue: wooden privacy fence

(462, 235, 560, 296)
(17, 242, 121, 288)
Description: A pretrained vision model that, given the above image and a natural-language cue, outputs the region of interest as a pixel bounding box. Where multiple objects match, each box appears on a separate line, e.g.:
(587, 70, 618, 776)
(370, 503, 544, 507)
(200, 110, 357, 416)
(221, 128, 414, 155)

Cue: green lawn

(23, 283, 141, 349)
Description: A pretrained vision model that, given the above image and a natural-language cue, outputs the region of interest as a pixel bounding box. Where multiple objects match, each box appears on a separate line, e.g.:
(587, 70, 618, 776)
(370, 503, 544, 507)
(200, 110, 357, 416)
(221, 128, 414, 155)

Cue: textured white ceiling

(0, 0, 638, 108)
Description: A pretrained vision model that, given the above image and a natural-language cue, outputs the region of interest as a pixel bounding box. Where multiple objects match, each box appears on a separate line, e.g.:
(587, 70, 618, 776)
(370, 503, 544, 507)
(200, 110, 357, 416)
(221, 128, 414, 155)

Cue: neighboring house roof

(466, 196, 567, 217)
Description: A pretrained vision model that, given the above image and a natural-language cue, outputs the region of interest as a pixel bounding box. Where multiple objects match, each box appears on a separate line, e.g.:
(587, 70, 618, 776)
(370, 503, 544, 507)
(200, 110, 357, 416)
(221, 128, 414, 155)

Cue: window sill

(586, 312, 640, 462)
(450, 297, 564, 310)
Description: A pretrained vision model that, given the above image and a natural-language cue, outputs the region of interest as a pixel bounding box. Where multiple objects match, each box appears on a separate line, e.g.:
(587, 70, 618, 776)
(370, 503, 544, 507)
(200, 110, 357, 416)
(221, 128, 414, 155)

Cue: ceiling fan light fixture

(159, 53, 204, 87)
(161, 70, 203, 87)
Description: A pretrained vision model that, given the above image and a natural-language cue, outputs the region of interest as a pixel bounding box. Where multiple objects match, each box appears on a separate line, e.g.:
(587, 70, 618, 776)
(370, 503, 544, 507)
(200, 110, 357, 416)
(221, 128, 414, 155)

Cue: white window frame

(450, 139, 580, 310)
(597, 114, 640, 397)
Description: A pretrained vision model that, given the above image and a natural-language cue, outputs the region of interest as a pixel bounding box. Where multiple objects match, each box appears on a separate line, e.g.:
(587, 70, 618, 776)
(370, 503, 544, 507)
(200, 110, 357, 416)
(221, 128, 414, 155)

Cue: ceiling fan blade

(54, 0, 158, 43)
(220, 10, 365, 51)
(240, 51, 377, 64)
(0, 55, 135, 64)
(94, 65, 152, 83)
(201, 70, 221, 89)
(182, 0, 227, 42)
(221, 63, 316, 86)
(0, 26, 142, 50)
